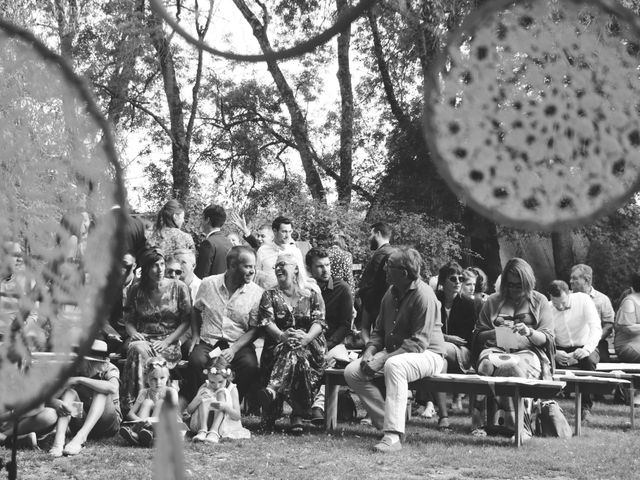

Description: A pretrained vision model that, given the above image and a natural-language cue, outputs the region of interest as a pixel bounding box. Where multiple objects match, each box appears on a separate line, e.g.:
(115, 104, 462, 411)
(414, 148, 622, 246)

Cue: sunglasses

(506, 281, 523, 289)
(448, 275, 464, 283)
(166, 269, 183, 276)
(274, 262, 294, 269)
(123, 263, 134, 273)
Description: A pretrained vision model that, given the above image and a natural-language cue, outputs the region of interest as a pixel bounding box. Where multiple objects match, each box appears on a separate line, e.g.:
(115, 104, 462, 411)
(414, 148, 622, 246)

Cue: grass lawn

(7, 398, 640, 480)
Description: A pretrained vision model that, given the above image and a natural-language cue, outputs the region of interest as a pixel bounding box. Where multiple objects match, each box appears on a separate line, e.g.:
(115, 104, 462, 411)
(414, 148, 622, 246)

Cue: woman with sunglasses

(252, 252, 326, 434)
(423, 262, 478, 425)
(121, 247, 192, 411)
(472, 257, 554, 441)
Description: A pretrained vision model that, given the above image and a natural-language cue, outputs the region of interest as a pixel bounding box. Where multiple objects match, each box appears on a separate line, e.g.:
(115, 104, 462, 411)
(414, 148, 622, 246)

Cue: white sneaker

(421, 402, 436, 419)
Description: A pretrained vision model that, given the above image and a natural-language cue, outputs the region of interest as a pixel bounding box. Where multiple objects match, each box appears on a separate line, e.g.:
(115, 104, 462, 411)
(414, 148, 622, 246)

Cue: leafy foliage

(583, 201, 640, 300)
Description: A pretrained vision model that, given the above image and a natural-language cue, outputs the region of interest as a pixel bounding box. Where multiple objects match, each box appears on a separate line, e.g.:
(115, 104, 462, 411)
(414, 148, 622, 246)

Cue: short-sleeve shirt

(194, 274, 263, 345)
(124, 279, 192, 338)
(589, 288, 615, 326)
(77, 362, 122, 419)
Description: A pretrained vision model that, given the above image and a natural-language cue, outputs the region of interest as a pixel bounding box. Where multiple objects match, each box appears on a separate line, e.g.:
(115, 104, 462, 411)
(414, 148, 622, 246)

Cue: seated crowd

(1, 200, 638, 455)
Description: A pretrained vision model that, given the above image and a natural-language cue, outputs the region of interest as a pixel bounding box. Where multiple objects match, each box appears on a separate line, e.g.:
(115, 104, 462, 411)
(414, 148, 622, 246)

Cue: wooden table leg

(514, 387, 523, 448)
(630, 384, 635, 429)
(325, 377, 340, 431)
(574, 384, 582, 436)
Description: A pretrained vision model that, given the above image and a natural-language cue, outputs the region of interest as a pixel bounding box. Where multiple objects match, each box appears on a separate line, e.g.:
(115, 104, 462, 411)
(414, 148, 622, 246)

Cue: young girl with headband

(120, 357, 178, 447)
(186, 356, 250, 443)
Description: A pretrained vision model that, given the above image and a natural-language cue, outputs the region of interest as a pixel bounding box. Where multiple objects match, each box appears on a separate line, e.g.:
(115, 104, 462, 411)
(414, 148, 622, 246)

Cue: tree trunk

(462, 208, 502, 285)
(147, 5, 190, 203)
(551, 230, 575, 281)
(233, 0, 326, 203)
(53, 0, 77, 60)
(336, 0, 353, 207)
(367, 5, 502, 276)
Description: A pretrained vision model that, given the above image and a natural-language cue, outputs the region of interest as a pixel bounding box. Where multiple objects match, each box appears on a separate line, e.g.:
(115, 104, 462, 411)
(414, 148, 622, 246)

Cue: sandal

(204, 431, 220, 444)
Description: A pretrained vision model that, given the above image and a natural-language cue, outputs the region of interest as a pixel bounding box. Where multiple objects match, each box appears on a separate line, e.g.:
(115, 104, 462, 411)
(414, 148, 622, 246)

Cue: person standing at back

(255, 216, 304, 290)
(357, 222, 395, 344)
(148, 200, 194, 256)
(194, 204, 232, 279)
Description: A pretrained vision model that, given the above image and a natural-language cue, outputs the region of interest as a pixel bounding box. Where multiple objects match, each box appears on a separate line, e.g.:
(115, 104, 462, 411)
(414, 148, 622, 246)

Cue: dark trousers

(557, 345, 600, 411)
(186, 340, 260, 406)
(597, 339, 611, 363)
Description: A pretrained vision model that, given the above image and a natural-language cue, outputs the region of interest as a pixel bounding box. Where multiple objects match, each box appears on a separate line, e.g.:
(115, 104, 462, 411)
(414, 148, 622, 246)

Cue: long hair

(155, 200, 184, 231)
(499, 257, 536, 299)
(436, 261, 463, 291)
(138, 247, 164, 290)
(276, 252, 314, 295)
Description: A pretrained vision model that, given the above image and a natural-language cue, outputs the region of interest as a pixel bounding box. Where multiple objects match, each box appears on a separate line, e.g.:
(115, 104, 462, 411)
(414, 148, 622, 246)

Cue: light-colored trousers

(344, 351, 444, 434)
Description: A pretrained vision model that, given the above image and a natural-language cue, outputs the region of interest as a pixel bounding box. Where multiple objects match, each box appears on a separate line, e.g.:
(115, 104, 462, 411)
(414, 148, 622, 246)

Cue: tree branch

(96, 83, 176, 144)
(367, 8, 419, 138)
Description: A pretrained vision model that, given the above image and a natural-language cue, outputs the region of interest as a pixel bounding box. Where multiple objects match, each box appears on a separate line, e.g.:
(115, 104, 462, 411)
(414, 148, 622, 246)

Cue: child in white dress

(120, 357, 178, 446)
(186, 357, 250, 443)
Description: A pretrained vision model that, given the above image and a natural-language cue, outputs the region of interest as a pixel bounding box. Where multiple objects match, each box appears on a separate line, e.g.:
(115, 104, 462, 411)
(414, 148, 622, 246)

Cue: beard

(369, 237, 379, 251)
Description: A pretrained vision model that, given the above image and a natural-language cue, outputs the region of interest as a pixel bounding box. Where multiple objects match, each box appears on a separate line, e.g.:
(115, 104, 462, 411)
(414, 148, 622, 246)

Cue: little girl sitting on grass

(187, 356, 250, 443)
(120, 357, 178, 447)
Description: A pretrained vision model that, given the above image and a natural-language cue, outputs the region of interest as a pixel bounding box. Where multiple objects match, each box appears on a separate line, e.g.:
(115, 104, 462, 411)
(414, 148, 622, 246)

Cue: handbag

(532, 400, 573, 438)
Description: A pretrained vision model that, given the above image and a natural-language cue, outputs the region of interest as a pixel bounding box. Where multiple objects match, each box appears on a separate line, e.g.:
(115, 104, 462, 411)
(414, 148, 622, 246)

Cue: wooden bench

(324, 368, 565, 447)
(597, 363, 640, 373)
(552, 372, 632, 434)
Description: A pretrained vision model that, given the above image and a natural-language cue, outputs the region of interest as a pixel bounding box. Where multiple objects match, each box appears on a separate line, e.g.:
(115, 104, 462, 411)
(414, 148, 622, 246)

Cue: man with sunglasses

(345, 248, 445, 452)
(173, 249, 201, 303)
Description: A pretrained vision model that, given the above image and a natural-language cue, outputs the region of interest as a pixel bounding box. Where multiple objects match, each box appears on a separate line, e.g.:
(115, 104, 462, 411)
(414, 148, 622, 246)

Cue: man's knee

(582, 351, 599, 370)
(344, 360, 362, 385)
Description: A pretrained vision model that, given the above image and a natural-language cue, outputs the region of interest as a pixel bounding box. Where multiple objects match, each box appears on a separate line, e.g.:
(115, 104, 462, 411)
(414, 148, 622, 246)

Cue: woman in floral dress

(148, 200, 194, 256)
(121, 247, 191, 411)
(253, 252, 326, 433)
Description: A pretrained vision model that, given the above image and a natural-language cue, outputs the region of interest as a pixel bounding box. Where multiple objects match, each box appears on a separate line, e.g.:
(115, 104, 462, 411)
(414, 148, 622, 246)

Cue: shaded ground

(7, 399, 639, 480)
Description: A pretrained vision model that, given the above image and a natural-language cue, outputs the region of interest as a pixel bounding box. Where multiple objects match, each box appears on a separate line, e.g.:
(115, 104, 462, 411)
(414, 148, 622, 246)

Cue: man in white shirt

(255, 216, 304, 290)
(570, 264, 615, 362)
(186, 246, 264, 404)
(548, 280, 602, 419)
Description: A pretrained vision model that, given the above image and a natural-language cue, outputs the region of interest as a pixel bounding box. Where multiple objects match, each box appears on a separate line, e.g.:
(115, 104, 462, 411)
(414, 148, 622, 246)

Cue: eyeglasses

(274, 262, 294, 269)
(448, 275, 464, 283)
(506, 281, 523, 289)
(166, 269, 183, 276)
